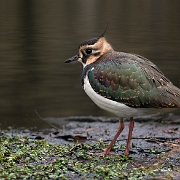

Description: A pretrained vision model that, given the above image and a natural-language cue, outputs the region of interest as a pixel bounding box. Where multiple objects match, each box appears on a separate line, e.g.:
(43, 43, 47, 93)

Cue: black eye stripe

(94, 52, 100, 56)
(82, 57, 87, 64)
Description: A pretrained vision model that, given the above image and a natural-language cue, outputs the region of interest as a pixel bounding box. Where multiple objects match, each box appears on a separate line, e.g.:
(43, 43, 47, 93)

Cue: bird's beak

(65, 55, 79, 63)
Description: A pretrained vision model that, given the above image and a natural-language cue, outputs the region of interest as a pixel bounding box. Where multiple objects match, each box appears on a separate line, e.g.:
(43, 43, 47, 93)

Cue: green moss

(0, 132, 177, 179)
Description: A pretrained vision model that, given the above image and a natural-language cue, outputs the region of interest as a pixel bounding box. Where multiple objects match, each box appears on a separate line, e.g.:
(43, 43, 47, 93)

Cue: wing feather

(87, 52, 180, 108)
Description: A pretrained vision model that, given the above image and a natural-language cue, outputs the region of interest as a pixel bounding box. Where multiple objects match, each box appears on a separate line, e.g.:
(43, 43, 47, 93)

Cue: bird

(65, 31, 180, 156)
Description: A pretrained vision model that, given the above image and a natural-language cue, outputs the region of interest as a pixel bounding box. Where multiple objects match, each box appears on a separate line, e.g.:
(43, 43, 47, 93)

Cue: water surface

(0, 0, 180, 129)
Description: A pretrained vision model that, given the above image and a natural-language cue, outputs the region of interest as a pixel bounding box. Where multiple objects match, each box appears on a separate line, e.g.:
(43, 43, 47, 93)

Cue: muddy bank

(1, 113, 180, 179)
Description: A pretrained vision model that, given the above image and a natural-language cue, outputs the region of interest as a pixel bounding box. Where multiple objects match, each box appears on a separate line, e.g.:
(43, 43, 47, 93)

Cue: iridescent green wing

(88, 54, 180, 108)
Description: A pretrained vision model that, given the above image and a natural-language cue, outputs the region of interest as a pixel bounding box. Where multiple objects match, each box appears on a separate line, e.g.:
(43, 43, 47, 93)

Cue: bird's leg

(93, 118, 124, 156)
(124, 117, 134, 155)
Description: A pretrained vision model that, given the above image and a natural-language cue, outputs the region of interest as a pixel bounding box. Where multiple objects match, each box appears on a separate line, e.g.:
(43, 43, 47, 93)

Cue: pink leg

(124, 117, 134, 155)
(95, 118, 124, 156)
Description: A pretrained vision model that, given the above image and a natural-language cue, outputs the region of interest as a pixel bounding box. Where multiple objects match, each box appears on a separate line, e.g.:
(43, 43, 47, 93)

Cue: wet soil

(4, 113, 180, 179)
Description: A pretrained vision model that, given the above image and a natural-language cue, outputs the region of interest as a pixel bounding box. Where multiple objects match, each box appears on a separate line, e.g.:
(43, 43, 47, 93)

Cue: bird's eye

(85, 48, 92, 54)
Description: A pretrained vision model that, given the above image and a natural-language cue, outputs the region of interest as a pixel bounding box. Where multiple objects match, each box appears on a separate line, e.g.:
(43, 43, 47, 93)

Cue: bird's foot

(124, 148, 129, 155)
(124, 150, 129, 155)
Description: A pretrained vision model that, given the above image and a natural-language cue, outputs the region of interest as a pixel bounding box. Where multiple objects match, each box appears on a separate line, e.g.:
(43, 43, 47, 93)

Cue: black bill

(65, 55, 79, 63)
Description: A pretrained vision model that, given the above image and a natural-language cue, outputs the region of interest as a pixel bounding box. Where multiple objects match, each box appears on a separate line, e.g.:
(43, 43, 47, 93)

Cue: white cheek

(77, 51, 86, 67)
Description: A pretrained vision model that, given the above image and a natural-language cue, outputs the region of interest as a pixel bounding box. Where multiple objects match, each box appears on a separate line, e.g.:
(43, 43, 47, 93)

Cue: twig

(34, 109, 59, 130)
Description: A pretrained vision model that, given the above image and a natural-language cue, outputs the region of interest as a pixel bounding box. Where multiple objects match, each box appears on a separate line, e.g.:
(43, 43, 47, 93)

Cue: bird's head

(65, 32, 113, 67)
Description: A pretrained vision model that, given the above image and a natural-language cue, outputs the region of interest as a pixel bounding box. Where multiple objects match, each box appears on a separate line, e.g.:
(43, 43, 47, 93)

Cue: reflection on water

(0, 1, 180, 129)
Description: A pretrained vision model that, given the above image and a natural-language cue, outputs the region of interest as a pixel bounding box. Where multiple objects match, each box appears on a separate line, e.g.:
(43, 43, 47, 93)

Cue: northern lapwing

(65, 32, 180, 156)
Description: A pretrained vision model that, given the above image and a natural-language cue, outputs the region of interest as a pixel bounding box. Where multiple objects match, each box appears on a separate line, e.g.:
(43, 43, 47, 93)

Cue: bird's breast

(83, 75, 156, 118)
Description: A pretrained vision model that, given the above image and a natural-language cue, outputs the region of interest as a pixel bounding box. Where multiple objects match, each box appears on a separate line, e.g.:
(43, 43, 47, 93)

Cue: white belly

(83, 76, 158, 118)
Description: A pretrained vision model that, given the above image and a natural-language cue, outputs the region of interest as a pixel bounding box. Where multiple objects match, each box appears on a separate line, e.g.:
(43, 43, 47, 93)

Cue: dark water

(1, 0, 180, 129)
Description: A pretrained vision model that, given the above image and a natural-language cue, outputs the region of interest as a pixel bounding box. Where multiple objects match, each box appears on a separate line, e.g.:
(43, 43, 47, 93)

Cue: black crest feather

(79, 25, 108, 47)
(99, 24, 108, 38)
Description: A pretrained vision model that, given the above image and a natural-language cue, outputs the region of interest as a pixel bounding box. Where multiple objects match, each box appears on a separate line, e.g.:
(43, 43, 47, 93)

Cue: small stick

(34, 109, 59, 130)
